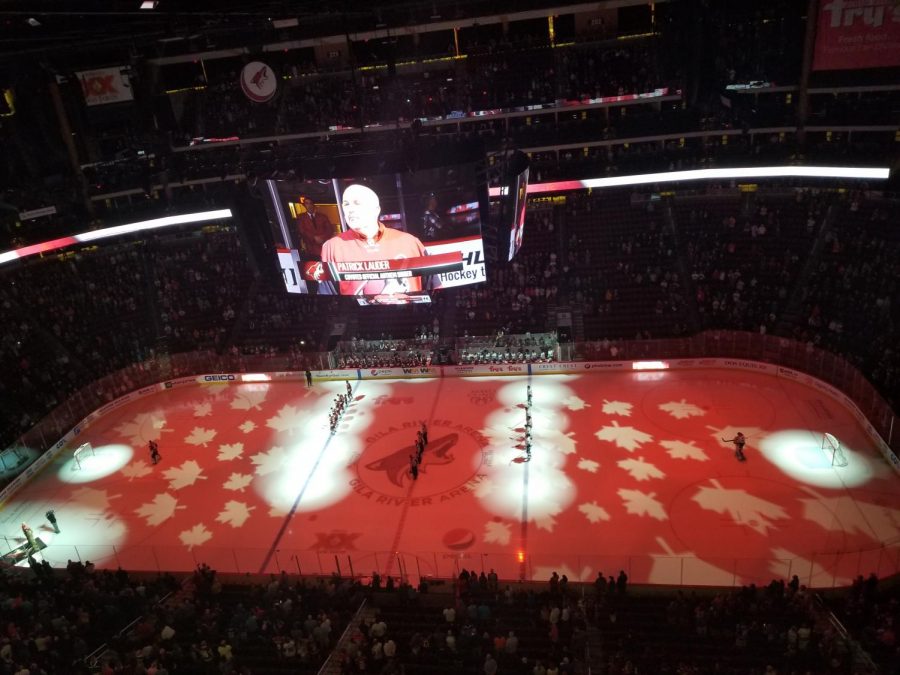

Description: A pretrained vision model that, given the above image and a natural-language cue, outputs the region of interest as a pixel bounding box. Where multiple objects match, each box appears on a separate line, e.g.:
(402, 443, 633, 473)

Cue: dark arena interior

(1, 1, 899, 673)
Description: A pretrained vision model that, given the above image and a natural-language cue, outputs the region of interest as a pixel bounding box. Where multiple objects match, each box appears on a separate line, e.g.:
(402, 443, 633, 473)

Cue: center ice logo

(352, 423, 491, 503)
(365, 433, 457, 488)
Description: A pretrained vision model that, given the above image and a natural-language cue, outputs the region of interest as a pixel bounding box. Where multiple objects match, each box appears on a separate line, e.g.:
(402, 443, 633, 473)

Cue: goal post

(822, 433, 848, 467)
(73, 442, 94, 470)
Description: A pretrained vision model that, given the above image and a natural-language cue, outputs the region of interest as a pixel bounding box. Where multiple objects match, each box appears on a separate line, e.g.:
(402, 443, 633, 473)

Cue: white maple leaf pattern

(179, 523, 212, 550)
(562, 395, 591, 411)
(484, 521, 511, 545)
(163, 460, 206, 490)
(658, 399, 705, 419)
(193, 401, 212, 417)
(251, 446, 288, 476)
(71, 487, 120, 512)
(799, 488, 900, 541)
(115, 412, 167, 445)
(617, 456, 666, 481)
(692, 479, 788, 535)
(223, 472, 254, 492)
(543, 429, 577, 456)
(579, 502, 611, 524)
(217, 442, 244, 462)
(618, 489, 668, 521)
(216, 500, 255, 528)
(266, 405, 305, 435)
(577, 458, 600, 473)
(121, 460, 153, 481)
(595, 421, 653, 452)
(769, 547, 850, 588)
(602, 400, 632, 417)
(268, 505, 290, 518)
(239, 420, 256, 434)
(660, 439, 709, 461)
(534, 513, 557, 532)
(134, 493, 183, 526)
(231, 387, 268, 411)
(185, 426, 217, 447)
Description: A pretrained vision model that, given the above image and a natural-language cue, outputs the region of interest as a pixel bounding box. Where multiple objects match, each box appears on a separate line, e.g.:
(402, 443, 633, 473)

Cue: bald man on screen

(321, 184, 428, 296)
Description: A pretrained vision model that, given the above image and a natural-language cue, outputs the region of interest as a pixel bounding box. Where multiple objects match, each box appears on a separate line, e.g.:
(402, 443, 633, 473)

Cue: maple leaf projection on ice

(535, 514, 557, 532)
(770, 547, 850, 587)
(135, 493, 184, 526)
(618, 489, 668, 521)
(617, 456, 666, 481)
(116, 411, 167, 445)
(239, 420, 256, 434)
(484, 521, 512, 545)
(224, 472, 254, 492)
(544, 430, 578, 456)
(692, 479, 787, 535)
(121, 460, 153, 481)
(231, 387, 268, 412)
(193, 401, 212, 417)
(595, 421, 653, 452)
(268, 504, 290, 518)
(651, 537, 737, 586)
(579, 501, 611, 524)
(602, 400, 633, 417)
(251, 446, 288, 477)
(216, 500, 255, 528)
(577, 458, 600, 473)
(798, 488, 900, 541)
(660, 439, 709, 462)
(658, 399, 706, 420)
(163, 460, 206, 490)
(266, 404, 306, 435)
(185, 426, 217, 447)
(562, 395, 591, 411)
(179, 523, 212, 550)
(217, 443, 245, 462)
(71, 487, 120, 512)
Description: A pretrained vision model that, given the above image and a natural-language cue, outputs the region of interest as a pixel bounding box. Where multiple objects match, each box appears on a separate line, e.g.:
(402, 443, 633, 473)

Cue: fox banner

(813, 0, 900, 71)
(77, 67, 134, 106)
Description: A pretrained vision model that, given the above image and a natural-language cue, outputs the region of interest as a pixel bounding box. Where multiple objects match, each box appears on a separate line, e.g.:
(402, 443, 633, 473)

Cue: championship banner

(813, 0, 900, 71)
(77, 67, 134, 106)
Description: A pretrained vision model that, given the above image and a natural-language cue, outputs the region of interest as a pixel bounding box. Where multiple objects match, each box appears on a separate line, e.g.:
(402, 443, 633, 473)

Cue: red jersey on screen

(321, 225, 426, 295)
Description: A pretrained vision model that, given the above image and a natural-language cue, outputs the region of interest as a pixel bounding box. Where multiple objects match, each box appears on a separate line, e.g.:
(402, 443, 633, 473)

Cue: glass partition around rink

(20, 543, 900, 589)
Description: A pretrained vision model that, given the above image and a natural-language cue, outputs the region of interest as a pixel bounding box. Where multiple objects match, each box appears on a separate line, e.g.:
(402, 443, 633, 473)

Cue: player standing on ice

(722, 432, 747, 461)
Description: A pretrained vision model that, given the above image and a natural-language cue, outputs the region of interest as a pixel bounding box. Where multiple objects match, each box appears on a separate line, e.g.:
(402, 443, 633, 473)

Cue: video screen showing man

(321, 184, 431, 297)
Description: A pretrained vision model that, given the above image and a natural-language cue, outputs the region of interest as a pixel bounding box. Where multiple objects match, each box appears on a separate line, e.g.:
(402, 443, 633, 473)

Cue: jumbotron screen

(508, 166, 529, 262)
(264, 163, 486, 304)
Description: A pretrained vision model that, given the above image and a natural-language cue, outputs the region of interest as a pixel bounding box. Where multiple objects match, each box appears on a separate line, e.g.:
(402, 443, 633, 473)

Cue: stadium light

(488, 165, 891, 197)
(0, 209, 233, 267)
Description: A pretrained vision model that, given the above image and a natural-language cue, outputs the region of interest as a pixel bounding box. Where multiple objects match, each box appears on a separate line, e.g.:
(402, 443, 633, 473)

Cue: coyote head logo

(365, 433, 457, 488)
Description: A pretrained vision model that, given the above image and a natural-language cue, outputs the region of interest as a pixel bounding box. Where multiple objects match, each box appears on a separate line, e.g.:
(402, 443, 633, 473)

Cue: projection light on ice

(495, 377, 581, 410)
(58, 444, 133, 483)
(758, 430, 873, 488)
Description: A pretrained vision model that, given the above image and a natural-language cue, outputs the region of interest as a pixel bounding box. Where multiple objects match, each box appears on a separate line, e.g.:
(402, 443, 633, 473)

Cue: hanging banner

(813, 0, 900, 71)
(77, 67, 134, 106)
